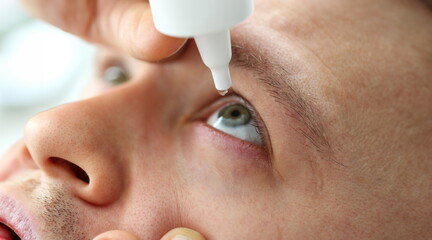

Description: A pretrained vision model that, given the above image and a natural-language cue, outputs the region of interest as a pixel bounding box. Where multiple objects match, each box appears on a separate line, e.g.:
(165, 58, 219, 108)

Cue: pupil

(230, 110, 241, 118)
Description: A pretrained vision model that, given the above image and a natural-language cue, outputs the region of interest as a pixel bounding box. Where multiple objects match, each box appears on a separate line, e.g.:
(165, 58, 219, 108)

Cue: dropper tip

(211, 66, 232, 96)
(218, 89, 229, 96)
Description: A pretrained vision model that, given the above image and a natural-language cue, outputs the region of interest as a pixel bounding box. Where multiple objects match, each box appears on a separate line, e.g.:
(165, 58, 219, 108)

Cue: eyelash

(244, 103, 266, 143)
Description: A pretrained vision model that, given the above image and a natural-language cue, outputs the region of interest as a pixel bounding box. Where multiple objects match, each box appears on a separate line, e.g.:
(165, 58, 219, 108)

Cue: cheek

(178, 123, 273, 195)
(0, 143, 21, 181)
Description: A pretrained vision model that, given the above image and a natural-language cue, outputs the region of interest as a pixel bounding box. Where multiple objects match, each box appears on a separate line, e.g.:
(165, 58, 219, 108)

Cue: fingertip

(114, 4, 187, 62)
(132, 25, 188, 62)
(92, 230, 140, 240)
(160, 227, 206, 240)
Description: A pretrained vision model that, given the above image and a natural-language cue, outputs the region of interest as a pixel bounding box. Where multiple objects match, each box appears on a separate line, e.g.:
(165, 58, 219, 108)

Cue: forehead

(239, 0, 430, 45)
(233, 0, 432, 156)
(236, 0, 432, 91)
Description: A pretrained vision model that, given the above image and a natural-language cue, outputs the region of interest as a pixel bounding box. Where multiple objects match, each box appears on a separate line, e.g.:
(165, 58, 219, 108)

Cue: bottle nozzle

(210, 66, 232, 94)
(194, 30, 232, 93)
(149, 0, 254, 94)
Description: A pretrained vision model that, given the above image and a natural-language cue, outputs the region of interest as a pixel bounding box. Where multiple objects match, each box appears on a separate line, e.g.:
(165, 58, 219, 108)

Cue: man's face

(1, 0, 432, 239)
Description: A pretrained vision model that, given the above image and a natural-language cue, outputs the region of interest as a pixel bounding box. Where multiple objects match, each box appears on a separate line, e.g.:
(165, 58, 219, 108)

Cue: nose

(24, 96, 130, 205)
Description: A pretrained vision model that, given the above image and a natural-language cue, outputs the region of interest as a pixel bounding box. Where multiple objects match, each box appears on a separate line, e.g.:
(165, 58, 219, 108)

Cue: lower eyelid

(192, 122, 270, 166)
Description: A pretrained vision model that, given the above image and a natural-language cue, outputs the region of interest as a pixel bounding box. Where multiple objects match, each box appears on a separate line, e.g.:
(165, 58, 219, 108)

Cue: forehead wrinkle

(231, 43, 335, 159)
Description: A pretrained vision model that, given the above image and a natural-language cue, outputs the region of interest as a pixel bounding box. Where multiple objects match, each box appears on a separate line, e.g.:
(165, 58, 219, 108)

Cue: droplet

(218, 89, 229, 96)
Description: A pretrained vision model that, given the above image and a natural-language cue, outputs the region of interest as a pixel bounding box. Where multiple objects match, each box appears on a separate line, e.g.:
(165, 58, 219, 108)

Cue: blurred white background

(0, 0, 94, 155)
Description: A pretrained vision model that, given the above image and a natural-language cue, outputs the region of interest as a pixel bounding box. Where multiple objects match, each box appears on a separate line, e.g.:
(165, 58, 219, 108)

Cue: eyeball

(103, 65, 130, 86)
(207, 103, 262, 144)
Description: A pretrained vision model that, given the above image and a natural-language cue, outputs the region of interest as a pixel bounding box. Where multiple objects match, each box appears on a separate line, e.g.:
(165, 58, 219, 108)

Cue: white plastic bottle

(149, 0, 254, 95)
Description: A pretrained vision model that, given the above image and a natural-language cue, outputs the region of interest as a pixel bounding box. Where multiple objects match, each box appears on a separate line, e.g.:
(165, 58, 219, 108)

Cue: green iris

(218, 104, 252, 127)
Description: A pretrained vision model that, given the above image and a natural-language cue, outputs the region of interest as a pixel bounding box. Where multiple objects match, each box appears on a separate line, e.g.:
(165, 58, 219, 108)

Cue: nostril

(49, 157, 90, 184)
(68, 162, 90, 184)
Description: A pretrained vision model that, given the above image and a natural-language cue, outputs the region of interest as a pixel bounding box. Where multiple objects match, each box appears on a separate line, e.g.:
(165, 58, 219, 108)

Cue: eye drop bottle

(149, 0, 254, 95)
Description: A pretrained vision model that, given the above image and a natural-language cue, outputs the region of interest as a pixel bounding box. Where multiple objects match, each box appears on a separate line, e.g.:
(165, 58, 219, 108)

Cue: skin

(1, 0, 432, 239)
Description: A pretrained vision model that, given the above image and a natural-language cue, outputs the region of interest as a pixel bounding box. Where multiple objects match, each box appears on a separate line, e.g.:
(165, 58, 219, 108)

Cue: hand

(92, 227, 206, 240)
(19, 0, 187, 61)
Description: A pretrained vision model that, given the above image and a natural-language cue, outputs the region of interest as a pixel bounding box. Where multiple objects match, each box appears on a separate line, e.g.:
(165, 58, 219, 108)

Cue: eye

(102, 65, 130, 86)
(207, 103, 263, 145)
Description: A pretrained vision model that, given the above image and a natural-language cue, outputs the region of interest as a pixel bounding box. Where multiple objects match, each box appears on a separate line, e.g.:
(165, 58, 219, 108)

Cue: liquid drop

(218, 89, 229, 96)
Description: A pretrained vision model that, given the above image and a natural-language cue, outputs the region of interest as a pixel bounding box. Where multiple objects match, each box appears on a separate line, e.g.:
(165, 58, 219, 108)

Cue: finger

(92, 230, 140, 240)
(19, 0, 186, 61)
(96, 0, 187, 61)
(160, 227, 206, 240)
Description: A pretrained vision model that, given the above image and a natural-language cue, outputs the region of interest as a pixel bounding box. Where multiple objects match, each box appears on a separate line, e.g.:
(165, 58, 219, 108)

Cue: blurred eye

(207, 103, 263, 145)
(102, 65, 130, 86)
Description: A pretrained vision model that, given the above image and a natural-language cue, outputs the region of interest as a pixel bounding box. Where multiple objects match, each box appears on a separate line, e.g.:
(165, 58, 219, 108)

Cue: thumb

(160, 227, 206, 240)
(92, 230, 140, 240)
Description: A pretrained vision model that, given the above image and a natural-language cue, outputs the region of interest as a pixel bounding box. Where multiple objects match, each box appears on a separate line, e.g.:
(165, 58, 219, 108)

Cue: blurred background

(0, 0, 94, 155)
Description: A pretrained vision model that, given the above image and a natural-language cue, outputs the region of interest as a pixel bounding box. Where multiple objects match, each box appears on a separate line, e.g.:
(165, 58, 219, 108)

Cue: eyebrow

(231, 44, 333, 156)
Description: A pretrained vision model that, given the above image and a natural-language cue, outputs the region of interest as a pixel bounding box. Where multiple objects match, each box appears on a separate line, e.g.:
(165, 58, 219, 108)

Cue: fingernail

(165, 39, 188, 58)
(172, 235, 192, 240)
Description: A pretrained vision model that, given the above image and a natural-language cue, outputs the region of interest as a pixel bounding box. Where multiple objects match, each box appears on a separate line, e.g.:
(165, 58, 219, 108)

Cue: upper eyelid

(200, 95, 261, 125)
(195, 94, 247, 120)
